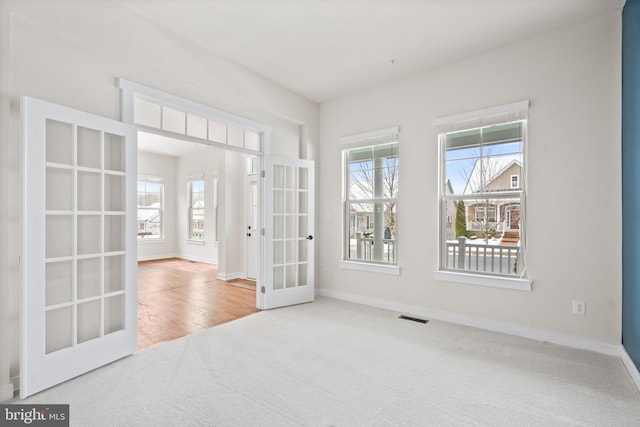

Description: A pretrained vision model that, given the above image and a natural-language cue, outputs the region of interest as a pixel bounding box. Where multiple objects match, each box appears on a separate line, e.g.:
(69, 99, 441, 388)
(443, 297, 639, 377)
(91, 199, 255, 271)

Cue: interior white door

(262, 156, 314, 309)
(246, 178, 259, 280)
(21, 97, 137, 398)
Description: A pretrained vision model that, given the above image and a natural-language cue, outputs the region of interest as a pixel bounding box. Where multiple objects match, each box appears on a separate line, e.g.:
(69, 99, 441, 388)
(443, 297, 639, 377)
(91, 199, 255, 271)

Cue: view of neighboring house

(462, 155, 521, 242)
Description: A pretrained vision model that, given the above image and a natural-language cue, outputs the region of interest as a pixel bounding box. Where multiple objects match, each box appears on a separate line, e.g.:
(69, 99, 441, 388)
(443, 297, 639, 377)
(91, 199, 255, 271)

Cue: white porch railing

(353, 233, 396, 263)
(445, 237, 520, 276)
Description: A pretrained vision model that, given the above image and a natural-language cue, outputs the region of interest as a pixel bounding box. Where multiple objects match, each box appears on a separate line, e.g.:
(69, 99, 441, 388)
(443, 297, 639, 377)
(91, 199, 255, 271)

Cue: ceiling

(125, 0, 623, 156)
(118, 0, 624, 103)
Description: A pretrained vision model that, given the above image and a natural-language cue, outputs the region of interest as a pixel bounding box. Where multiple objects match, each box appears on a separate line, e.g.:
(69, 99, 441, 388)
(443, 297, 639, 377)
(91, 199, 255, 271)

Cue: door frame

(118, 79, 271, 310)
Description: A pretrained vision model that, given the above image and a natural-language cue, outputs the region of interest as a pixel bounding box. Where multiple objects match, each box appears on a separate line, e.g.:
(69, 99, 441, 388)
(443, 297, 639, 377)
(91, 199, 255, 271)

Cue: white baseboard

(217, 272, 244, 281)
(318, 288, 620, 356)
(137, 253, 179, 262)
(0, 382, 13, 401)
(137, 254, 219, 265)
(175, 255, 217, 265)
(619, 346, 640, 393)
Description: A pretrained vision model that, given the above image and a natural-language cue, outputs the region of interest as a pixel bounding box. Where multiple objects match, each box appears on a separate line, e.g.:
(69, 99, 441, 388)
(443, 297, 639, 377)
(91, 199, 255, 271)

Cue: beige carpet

(18, 297, 640, 426)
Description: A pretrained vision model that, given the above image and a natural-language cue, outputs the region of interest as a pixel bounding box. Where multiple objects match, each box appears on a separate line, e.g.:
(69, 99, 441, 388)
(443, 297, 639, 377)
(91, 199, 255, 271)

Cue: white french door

(262, 156, 315, 309)
(21, 97, 137, 398)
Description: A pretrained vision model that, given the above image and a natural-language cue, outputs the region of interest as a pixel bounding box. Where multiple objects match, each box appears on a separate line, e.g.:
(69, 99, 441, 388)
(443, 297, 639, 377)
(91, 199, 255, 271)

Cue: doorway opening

(136, 132, 261, 349)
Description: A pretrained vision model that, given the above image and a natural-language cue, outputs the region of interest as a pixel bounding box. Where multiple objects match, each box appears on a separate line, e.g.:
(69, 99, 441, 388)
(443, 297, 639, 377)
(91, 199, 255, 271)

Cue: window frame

(340, 127, 400, 275)
(474, 205, 497, 223)
(136, 177, 164, 241)
(435, 101, 531, 291)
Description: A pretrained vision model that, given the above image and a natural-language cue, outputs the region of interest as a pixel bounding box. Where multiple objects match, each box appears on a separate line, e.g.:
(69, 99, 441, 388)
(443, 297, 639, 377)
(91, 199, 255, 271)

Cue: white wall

(0, 0, 318, 398)
(137, 151, 178, 261)
(176, 147, 224, 265)
(318, 13, 622, 344)
(219, 151, 249, 279)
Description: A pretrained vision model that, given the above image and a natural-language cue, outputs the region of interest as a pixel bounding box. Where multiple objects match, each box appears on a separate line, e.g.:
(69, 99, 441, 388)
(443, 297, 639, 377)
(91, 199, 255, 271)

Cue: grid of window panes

(189, 180, 205, 240)
(43, 117, 127, 354)
(137, 180, 163, 239)
(133, 97, 261, 152)
(344, 142, 398, 264)
(441, 120, 525, 277)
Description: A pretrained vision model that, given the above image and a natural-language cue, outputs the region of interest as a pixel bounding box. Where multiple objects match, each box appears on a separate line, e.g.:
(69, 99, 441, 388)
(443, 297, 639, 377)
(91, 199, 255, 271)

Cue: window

(475, 206, 496, 223)
(437, 101, 529, 285)
(188, 178, 205, 241)
(342, 128, 399, 268)
(137, 179, 163, 239)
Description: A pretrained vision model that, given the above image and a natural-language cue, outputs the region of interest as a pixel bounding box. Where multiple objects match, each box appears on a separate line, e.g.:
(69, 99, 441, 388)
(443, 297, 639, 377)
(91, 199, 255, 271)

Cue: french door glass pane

(104, 215, 125, 252)
(78, 171, 101, 211)
(104, 255, 125, 293)
(77, 257, 101, 299)
(104, 295, 124, 335)
(77, 215, 101, 255)
(273, 266, 284, 290)
(298, 264, 308, 286)
(45, 261, 73, 306)
(104, 133, 125, 172)
(46, 119, 73, 165)
(46, 167, 73, 211)
(46, 307, 72, 354)
(77, 126, 101, 169)
(77, 301, 101, 344)
(105, 175, 125, 211)
(273, 240, 285, 265)
(46, 215, 73, 259)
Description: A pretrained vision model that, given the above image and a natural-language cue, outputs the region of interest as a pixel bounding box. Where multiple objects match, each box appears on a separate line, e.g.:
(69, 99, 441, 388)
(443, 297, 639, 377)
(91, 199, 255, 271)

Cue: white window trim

(511, 174, 519, 188)
(435, 100, 529, 128)
(340, 126, 399, 147)
(341, 127, 400, 274)
(436, 101, 530, 288)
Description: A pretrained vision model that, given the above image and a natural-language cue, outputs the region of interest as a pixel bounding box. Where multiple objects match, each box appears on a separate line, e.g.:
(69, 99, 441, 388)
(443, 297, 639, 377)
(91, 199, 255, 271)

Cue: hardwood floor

(137, 258, 260, 350)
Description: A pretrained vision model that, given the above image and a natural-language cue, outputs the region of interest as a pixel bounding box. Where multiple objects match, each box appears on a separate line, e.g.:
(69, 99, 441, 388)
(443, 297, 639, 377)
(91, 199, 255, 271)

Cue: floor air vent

(398, 315, 429, 324)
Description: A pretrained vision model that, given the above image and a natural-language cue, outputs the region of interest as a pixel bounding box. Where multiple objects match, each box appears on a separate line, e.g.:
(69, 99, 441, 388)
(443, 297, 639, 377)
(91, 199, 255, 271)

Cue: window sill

(340, 261, 400, 276)
(434, 270, 531, 291)
(186, 239, 205, 246)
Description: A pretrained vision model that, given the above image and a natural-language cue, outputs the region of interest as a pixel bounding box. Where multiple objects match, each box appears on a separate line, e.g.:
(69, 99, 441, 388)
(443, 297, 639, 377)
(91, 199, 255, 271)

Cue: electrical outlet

(572, 300, 586, 315)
